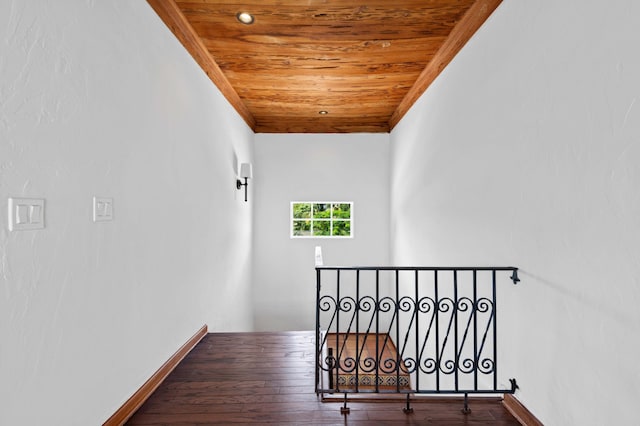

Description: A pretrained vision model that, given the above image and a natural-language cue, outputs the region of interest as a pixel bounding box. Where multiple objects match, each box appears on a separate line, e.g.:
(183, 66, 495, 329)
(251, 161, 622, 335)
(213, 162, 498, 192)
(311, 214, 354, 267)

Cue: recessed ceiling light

(236, 12, 255, 25)
(319, 110, 328, 115)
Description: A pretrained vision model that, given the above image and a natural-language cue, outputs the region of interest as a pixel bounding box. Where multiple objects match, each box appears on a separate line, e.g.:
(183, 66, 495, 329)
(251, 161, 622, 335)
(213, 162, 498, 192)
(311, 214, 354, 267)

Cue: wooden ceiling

(147, 0, 502, 133)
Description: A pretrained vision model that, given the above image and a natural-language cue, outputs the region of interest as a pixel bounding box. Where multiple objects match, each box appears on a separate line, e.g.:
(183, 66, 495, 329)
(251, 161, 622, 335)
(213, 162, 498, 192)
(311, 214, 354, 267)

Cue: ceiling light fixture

(319, 110, 328, 115)
(236, 12, 255, 25)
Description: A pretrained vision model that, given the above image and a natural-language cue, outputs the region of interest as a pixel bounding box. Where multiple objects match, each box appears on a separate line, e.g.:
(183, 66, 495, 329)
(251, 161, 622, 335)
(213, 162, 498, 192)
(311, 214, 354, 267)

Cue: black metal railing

(315, 266, 519, 413)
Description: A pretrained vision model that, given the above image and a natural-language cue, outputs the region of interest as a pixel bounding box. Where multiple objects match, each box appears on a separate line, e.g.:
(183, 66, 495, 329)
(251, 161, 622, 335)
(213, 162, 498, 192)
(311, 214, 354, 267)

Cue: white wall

(390, 1, 640, 425)
(253, 134, 389, 331)
(0, 2, 254, 425)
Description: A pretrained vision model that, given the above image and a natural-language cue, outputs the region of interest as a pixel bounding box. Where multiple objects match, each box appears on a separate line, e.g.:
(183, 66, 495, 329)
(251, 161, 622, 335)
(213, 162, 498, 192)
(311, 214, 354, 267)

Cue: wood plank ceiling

(147, 0, 502, 133)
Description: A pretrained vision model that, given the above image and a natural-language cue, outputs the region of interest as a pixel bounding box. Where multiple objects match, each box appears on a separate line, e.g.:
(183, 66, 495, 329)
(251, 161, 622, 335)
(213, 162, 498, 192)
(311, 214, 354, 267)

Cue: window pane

(332, 203, 351, 219)
(293, 203, 311, 219)
(332, 220, 351, 236)
(293, 220, 311, 236)
(313, 203, 331, 218)
(291, 201, 353, 238)
(313, 220, 330, 236)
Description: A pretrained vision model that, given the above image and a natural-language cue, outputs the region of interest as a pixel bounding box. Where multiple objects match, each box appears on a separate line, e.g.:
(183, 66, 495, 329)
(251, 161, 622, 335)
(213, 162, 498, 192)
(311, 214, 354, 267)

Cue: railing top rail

(316, 266, 518, 271)
(316, 266, 521, 284)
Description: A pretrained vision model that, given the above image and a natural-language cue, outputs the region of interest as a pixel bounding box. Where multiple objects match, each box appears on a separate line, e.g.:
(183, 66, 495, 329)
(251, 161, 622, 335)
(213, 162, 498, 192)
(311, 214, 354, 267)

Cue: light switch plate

(93, 197, 113, 222)
(8, 198, 45, 231)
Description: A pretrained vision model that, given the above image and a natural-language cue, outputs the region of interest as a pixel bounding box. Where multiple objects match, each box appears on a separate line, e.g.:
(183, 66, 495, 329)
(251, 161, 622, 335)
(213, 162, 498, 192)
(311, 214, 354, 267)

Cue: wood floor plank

(126, 331, 521, 425)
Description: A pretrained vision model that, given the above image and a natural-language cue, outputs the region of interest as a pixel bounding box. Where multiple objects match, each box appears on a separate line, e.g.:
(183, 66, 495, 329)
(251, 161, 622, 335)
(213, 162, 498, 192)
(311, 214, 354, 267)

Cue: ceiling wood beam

(146, 0, 256, 130)
(389, 0, 502, 130)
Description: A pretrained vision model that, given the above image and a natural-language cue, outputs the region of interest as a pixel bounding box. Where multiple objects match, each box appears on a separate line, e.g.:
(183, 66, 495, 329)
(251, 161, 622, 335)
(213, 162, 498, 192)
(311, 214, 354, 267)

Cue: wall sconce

(236, 163, 253, 202)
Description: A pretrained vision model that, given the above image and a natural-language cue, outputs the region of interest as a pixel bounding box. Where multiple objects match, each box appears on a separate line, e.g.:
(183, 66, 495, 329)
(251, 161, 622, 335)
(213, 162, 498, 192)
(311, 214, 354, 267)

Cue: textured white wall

(0, 1, 254, 425)
(253, 134, 390, 331)
(390, 1, 640, 425)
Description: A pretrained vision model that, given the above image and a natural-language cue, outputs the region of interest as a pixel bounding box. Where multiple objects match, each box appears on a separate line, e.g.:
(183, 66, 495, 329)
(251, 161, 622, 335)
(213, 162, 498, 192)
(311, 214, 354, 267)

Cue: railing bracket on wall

(510, 378, 519, 391)
(340, 393, 350, 414)
(403, 394, 414, 414)
(462, 393, 471, 414)
(510, 269, 520, 284)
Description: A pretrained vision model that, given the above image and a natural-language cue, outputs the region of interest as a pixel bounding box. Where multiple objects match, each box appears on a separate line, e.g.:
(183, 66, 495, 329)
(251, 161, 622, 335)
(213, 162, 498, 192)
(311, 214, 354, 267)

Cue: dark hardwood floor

(126, 331, 521, 425)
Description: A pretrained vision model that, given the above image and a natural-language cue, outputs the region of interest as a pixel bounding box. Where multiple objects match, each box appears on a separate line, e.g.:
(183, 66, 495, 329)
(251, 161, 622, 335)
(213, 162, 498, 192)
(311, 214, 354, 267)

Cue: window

(291, 202, 353, 238)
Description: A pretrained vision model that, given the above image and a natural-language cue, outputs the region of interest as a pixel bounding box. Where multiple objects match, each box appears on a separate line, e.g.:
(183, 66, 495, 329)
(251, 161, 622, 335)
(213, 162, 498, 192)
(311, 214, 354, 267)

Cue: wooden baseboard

(103, 324, 208, 426)
(503, 394, 544, 426)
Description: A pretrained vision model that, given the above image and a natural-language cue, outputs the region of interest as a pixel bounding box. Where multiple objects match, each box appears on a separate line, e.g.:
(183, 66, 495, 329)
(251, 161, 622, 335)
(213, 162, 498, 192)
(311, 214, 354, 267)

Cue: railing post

(434, 270, 440, 393)
(453, 269, 459, 393)
(414, 269, 420, 392)
(375, 268, 380, 393)
(335, 269, 341, 392)
(355, 269, 360, 393)
(473, 269, 478, 392)
(315, 267, 321, 393)
(492, 269, 498, 391)
(395, 269, 400, 393)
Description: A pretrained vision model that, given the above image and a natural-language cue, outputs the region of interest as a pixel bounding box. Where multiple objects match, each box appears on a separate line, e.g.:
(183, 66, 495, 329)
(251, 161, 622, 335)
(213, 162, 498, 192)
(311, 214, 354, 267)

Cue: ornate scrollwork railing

(315, 266, 519, 413)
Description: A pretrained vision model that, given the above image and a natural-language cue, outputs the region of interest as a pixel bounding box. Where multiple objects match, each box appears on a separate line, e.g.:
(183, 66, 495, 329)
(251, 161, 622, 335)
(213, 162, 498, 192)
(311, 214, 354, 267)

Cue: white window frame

(290, 201, 354, 239)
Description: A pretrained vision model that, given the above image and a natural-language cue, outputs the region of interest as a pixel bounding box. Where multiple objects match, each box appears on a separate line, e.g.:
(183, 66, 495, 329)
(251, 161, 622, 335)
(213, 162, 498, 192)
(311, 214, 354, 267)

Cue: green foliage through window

(291, 202, 353, 238)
